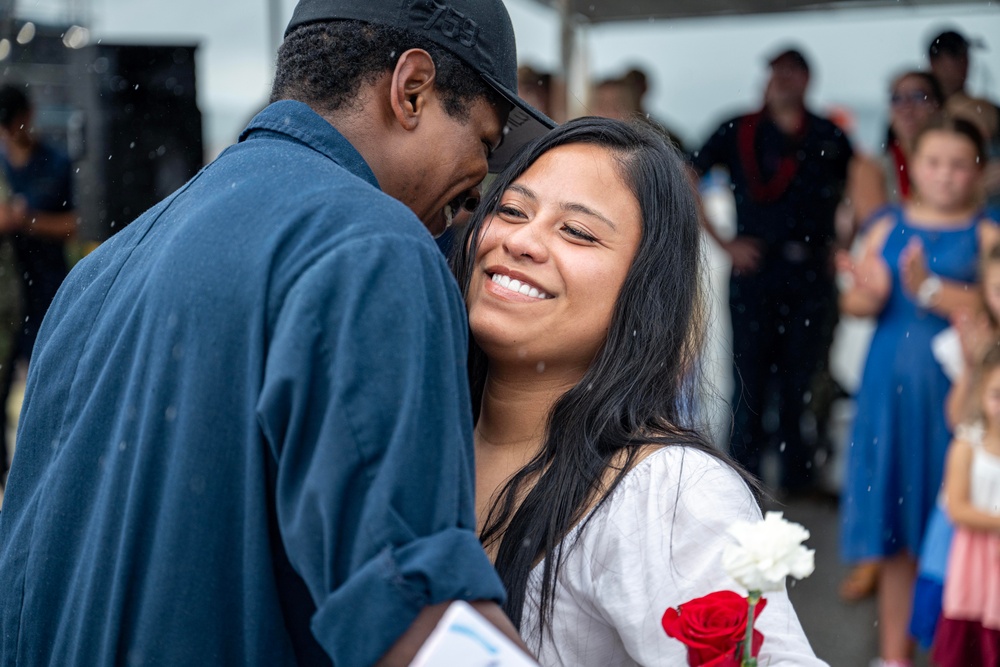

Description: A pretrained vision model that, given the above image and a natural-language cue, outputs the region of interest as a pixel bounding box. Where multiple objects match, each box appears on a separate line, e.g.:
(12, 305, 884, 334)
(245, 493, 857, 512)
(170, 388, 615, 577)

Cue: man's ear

(389, 49, 437, 131)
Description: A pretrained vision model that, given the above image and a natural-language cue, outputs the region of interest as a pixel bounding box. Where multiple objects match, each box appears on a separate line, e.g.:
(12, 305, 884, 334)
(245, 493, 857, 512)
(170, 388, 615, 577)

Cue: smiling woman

(467, 142, 642, 370)
(452, 117, 826, 665)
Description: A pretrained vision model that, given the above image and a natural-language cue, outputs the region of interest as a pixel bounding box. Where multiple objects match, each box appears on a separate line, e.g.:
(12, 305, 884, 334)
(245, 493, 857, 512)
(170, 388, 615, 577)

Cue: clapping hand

(899, 238, 930, 299)
(836, 248, 891, 304)
(953, 308, 997, 366)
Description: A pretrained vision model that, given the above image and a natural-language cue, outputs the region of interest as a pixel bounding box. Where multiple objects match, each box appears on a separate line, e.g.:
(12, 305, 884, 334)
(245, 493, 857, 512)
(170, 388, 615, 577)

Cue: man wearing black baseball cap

(0, 1, 548, 666)
(927, 28, 999, 205)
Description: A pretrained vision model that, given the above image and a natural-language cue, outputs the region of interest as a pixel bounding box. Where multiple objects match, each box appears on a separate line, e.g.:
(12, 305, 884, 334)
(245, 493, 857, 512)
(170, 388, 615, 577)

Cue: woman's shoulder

(590, 444, 757, 530)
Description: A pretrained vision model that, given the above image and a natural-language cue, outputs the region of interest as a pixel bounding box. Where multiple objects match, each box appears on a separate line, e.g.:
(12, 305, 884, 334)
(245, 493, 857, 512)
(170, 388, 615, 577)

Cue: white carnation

(722, 511, 816, 593)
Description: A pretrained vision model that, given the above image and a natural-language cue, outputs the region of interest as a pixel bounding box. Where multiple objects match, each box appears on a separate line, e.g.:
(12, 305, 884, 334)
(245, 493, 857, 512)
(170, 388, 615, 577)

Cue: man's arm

(688, 121, 764, 275)
(20, 208, 78, 239)
(0, 198, 77, 239)
(258, 225, 515, 666)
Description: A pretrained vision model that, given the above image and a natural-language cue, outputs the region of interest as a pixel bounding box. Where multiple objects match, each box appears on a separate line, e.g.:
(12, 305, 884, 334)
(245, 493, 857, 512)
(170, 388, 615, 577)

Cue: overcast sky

(14, 0, 1000, 154)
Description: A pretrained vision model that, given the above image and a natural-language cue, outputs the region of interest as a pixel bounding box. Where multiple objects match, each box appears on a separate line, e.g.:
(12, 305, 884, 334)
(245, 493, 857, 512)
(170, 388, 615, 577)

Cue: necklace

(736, 110, 808, 204)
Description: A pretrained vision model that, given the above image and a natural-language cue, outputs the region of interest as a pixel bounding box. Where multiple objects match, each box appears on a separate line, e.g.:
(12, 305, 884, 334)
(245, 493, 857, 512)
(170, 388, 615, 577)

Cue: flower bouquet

(662, 512, 815, 666)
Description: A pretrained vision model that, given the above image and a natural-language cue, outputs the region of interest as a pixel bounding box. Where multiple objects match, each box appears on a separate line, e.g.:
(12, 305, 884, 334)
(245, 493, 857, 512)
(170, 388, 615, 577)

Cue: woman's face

(890, 75, 939, 148)
(909, 130, 981, 212)
(466, 142, 643, 373)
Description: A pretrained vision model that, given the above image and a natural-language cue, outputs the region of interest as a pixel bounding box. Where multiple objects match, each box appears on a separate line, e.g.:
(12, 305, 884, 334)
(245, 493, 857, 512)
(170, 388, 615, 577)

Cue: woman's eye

(563, 225, 598, 243)
(498, 205, 524, 218)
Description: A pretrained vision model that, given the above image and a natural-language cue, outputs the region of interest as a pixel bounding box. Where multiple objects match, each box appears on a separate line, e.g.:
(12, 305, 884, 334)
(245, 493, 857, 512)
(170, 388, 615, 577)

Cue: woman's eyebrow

(506, 183, 617, 232)
(507, 183, 537, 201)
(561, 202, 617, 231)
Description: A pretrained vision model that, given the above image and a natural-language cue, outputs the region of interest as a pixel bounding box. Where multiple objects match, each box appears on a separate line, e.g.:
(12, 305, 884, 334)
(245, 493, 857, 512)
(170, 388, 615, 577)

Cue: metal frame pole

(558, 0, 588, 120)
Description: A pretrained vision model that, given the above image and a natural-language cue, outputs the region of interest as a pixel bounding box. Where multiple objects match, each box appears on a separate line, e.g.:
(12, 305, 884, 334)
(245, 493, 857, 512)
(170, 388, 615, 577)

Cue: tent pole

(559, 0, 588, 120)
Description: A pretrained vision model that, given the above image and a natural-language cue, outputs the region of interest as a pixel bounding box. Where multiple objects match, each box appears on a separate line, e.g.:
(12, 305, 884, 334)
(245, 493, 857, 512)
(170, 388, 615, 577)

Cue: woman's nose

(502, 219, 549, 262)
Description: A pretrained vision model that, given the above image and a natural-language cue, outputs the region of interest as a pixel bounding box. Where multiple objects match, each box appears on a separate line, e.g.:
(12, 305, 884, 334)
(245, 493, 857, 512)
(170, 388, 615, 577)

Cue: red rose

(661, 590, 767, 666)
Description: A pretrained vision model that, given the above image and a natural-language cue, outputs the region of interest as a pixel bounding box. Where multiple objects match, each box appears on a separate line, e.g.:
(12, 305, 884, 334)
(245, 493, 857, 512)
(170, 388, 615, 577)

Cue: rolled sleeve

(257, 226, 504, 666)
(312, 528, 506, 663)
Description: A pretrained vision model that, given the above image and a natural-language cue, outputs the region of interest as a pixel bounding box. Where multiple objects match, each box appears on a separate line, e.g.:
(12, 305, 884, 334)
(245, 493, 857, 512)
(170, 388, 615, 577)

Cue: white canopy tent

(530, 0, 988, 117)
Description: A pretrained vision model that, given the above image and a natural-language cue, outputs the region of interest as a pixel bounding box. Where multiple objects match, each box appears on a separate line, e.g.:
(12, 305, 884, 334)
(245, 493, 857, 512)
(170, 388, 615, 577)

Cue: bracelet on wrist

(916, 275, 942, 308)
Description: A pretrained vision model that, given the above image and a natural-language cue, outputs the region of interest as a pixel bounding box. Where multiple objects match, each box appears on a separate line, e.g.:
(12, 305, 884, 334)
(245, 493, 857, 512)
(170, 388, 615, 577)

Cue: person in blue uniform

(0, 1, 553, 665)
(0, 84, 77, 488)
(690, 48, 853, 495)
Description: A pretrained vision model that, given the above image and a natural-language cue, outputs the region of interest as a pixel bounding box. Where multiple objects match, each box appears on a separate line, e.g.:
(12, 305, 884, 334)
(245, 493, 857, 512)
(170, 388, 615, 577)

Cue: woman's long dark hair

(452, 117, 751, 636)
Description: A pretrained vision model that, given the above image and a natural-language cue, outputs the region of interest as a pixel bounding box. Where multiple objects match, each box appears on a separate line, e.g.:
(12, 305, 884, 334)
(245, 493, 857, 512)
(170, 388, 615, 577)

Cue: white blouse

(520, 446, 827, 666)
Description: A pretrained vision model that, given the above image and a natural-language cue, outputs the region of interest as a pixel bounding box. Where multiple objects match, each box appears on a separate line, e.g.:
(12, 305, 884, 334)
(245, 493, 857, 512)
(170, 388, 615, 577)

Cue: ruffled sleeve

(581, 447, 826, 666)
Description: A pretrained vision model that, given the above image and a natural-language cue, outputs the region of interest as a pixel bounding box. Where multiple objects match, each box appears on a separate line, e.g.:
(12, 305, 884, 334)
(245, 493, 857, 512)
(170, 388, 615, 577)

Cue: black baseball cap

(286, 0, 556, 171)
(928, 30, 983, 59)
(767, 47, 810, 74)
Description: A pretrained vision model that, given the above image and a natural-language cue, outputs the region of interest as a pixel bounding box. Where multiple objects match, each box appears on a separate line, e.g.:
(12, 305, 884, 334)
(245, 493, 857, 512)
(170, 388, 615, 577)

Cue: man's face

(0, 111, 32, 149)
(398, 94, 505, 236)
(930, 52, 968, 97)
(765, 59, 809, 107)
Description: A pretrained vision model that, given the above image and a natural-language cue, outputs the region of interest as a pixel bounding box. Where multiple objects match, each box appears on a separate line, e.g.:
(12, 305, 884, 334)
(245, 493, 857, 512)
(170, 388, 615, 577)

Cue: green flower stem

(742, 591, 761, 667)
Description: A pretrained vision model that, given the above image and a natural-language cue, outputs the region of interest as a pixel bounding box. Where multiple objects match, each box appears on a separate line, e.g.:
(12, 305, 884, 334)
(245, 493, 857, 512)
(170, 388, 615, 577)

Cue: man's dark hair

(0, 84, 31, 129)
(271, 20, 496, 120)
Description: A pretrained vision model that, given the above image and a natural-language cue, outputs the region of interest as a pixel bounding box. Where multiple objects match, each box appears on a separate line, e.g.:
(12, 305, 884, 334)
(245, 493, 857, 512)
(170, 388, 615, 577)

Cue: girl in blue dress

(837, 116, 997, 667)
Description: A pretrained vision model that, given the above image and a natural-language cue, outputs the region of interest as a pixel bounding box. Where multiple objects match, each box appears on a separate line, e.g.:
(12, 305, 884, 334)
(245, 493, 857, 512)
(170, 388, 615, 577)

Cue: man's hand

(724, 237, 763, 276)
(375, 600, 529, 667)
(0, 199, 26, 234)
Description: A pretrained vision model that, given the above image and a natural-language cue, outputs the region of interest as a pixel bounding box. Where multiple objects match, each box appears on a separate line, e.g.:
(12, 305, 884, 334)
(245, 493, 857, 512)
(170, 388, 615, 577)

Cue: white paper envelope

(409, 601, 540, 667)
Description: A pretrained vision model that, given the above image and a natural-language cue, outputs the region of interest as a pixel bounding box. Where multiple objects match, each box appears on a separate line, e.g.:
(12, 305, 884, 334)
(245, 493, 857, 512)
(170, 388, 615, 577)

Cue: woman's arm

(943, 438, 1000, 532)
(945, 375, 975, 431)
(585, 448, 827, 666)
(845, 155, 888, 238)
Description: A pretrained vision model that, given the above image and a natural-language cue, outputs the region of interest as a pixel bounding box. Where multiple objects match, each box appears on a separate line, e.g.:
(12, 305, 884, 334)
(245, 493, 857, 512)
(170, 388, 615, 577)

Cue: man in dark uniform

(0, 1, 552, 665)
(0, 84, 76, 488)
(691, 48, 853, 495)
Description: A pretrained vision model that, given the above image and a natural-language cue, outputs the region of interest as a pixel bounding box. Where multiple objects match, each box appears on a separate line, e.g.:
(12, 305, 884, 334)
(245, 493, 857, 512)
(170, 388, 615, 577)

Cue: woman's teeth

(491, 273, 550, 299)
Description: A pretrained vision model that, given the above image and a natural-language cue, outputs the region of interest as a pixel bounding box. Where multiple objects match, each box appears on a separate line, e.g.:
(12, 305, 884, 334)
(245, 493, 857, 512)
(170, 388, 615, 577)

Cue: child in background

(931, 346, 1000, 666)
(838, 115, 998, 667)
(909, 241, 1000, 650)
(943, 244, 1000, 428)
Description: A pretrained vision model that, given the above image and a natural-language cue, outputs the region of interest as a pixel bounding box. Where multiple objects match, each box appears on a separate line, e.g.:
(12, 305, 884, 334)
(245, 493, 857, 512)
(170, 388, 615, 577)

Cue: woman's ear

(389, 48, 437, 132)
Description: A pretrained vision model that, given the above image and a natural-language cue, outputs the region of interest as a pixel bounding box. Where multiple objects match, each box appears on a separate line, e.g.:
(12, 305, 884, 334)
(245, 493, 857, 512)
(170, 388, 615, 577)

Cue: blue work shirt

(0, 100, 504, 666)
